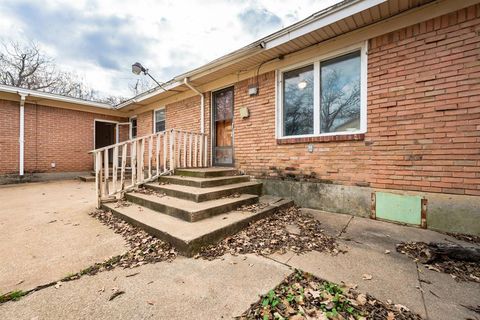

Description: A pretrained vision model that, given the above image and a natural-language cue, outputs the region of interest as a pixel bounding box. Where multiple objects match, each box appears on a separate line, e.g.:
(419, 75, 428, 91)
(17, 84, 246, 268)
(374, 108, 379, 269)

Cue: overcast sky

(0, 0, 341, 98)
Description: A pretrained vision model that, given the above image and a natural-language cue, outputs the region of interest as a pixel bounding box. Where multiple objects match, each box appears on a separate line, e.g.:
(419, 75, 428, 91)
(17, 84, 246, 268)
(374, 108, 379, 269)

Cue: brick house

(1, 0, 479, 235)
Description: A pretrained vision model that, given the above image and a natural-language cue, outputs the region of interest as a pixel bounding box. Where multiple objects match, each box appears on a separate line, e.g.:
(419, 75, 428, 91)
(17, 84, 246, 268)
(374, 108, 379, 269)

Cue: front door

(213, 87, 234, 166)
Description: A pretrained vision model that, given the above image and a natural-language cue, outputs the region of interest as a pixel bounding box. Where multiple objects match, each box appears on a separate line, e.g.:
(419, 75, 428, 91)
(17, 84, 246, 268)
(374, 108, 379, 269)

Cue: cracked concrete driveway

(276, 209, 480, 320)
(0, 180, 127, 294)
(0, 184, 478, 320)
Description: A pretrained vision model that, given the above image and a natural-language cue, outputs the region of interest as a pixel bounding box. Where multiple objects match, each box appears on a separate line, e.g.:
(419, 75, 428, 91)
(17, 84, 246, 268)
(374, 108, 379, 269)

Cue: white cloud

(0, 0, 341, 98)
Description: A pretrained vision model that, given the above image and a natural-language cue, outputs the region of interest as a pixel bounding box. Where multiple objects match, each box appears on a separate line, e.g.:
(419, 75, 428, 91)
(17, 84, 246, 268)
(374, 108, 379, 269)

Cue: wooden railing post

(131, 140, 137, 187)
(103, 149, 109, 195)
(148, 136, 153, 179)
(91, 128, 207, 206)
(169, 129, 175, 171)
(163, 132, 167, 173)
(204, 134, 208, 167)
(112, 146, 118, 194)
(120, 144, 127, 194)
(95, 152, 102, 208)
(199, 133, 204, 167)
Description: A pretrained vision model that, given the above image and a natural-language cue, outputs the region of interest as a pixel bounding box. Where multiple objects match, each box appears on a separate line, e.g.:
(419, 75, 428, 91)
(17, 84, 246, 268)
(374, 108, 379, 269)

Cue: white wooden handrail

(91, 128, 208, 208)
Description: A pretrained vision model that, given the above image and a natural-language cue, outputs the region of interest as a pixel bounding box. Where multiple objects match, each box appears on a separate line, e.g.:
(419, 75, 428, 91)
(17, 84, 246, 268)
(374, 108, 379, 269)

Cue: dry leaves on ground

(66, 209, 177, 278)
(396, 242, 480, 283)
(445, 232, 480, 245)
(196, 206, 340, 260)
(134, 187, 166, 197)
(238, 270, 422, 320)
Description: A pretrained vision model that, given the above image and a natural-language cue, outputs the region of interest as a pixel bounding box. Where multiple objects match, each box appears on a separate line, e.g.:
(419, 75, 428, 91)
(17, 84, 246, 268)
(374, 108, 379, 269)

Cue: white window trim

(129, 115, 137, 139)
(153, 107, 166, 133)
(276, 41, 368, 140)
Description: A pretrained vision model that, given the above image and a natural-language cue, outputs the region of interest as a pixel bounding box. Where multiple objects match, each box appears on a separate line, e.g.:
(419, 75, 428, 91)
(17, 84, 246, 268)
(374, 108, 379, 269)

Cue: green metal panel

(375, 192, 422, 225)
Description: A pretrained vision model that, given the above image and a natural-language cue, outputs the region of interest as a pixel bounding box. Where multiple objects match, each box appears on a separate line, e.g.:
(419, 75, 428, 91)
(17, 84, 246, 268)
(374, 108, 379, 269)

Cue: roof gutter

(263, 0, 387, 49)
(0, 84, 112, 109)
(183, 78, 205, 134)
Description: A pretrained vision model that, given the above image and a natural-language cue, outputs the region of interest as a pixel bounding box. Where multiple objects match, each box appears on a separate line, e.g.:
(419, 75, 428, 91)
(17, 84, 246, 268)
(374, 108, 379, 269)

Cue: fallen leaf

(362, 274, 373, 280)
(147, 300, 155, 305)
(385, 250, 391, 254)
(387, 311, 395, 320)
(395, 304, 410, 312)
(356, 293, 367, 306)
(109, 290, 125, 301)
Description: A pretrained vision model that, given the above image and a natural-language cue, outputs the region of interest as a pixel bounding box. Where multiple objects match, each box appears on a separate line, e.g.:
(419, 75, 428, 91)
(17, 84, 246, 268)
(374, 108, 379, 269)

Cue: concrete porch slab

(175, 167, 238, 178)
(104, 196, 293, 256)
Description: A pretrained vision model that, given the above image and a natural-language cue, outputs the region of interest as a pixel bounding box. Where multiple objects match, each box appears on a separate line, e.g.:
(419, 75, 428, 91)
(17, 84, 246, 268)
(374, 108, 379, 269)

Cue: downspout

(183, 78, 205, 134)
(18, 93, 27, 176)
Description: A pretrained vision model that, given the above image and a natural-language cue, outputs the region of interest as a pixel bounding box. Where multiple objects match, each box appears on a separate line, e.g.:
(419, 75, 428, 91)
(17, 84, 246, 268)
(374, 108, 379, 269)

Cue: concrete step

(125, 191, 258, 222)
(175, 167, 238, 178)
(159, 175, 250, 188)
(144, 181, 262, 202)
(78, 175, 95, 182)
(102, 196, 294, 256)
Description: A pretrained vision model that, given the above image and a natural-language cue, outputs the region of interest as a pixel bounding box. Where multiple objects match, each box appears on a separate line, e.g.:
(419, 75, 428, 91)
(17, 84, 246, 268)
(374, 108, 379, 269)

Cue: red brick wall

(0, 100, 20, 174)
(367, 5, 480, 196)
(136, 110, 153, 137)
(0, 99, 127, 174)
(165, 94, 211, 136)
(133, 5, 480, 196)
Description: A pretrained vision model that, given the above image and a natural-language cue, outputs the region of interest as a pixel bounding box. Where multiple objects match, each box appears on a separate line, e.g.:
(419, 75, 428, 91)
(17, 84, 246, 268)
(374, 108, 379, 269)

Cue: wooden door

(213, 87, 234, 166)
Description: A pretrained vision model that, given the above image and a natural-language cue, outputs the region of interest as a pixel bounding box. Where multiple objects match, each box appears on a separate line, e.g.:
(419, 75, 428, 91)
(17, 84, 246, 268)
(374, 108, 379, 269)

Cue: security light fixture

(131, 62, 161, 86)
(132, 62, 146, 75)
(131, 62, 181, 93)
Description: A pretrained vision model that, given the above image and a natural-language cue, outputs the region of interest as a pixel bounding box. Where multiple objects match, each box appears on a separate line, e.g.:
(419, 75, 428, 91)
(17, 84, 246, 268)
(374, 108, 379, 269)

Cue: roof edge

(0, 84, 113, 109)
(116, 0, 368, 109)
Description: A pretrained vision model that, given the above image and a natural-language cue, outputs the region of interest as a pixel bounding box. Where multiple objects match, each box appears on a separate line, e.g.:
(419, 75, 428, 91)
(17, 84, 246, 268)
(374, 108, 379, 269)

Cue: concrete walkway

(0, 254, 290, 320)
(0, 180, 127, 294)
(0, 187, 478, 319)
(272, 209, 480, 320)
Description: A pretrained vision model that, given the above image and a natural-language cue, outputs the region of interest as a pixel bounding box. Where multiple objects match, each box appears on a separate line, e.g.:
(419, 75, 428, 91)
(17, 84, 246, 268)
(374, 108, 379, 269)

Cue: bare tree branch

(0, 40, 126, 105)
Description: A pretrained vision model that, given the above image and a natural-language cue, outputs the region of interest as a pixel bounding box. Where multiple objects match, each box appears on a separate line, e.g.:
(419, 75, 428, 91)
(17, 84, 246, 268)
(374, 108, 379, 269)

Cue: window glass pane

(215, 89, 233, 121)
(283, 65, 314, 136)
(320, 51, 361, 133)
(155, 109, 165, 122)
(155, 109, 165, 132)
(131, 118, 137, 138)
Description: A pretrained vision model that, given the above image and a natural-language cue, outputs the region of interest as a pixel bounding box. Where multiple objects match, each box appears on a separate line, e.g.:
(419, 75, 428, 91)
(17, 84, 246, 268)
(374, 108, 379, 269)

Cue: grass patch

(239, 270, 422, 320)
(0, 290, 27, 303)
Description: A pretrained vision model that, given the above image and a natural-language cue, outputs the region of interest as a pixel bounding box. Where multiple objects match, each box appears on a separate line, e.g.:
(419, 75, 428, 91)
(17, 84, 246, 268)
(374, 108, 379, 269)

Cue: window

(277, 45, 366, 138)
(154, 108, 165, 133)
(283, 65, 314, 136)
(130, 117, 137, 139)
(320, 51, 361, 133)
